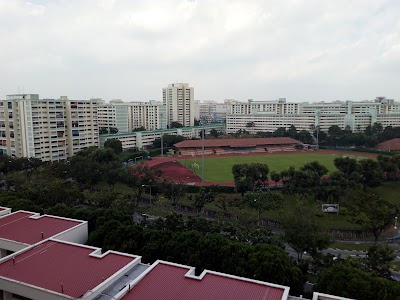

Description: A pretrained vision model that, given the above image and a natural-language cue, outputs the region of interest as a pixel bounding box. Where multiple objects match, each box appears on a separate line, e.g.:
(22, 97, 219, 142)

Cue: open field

(180, 152, 368, 182)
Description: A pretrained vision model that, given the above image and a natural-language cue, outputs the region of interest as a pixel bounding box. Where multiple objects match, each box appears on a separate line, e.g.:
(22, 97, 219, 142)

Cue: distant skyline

(0, 0, 399, 102)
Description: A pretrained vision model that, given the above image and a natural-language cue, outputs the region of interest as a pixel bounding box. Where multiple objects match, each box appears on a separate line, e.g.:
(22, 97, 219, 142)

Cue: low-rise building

(99, 124, 225, 151)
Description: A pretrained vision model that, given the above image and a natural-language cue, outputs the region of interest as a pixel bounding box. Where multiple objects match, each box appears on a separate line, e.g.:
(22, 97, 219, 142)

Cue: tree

(153, 135, 185, 148)
(132, 126, 146, 132)
(358, 159, 384, 189)
(270, 171, 281, 186)
(372, 122, 384, 135)
(104, 139, 123, 154)
(364, 244, 395, 278)
(287, 124, 297, 138)
(214, 193, 241, 213)
(273, 127, 287, 137)
(99, 127, 109, 134)
(328, 125, 343, 137)
(170, 121, 183, 128)
(334, 157, 358, 177)
(109, 127, 119, 134)
(189, 187, 215, 213)
(162, 182, 186, 208)
(246, 121, 255, 128)
(209, 128, 221, 138)
(281, 199, 330, 260)
(232, 163, 270, 194)
(315, 260, 400, 300)
(243, 190, 283, 225)
(127, 165, 163, 206)
(346, 191, 395, 242)
(300, 161, 328, 177)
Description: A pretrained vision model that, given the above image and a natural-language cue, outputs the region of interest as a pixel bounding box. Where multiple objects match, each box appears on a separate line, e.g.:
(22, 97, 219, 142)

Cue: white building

(0, 94, 99, 161)
(163, 83, 194, 127)
(99, 124, 225, 152)
(97, 100, 166, 133)
(226, 97, 400, 134)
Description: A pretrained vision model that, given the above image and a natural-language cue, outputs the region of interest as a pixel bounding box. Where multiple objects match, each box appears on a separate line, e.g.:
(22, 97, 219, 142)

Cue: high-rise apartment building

(162, 83, 194, 127)
(226, 97, 400, 134)
(0, 94, 99, 161)
(97, 100, 167, 133)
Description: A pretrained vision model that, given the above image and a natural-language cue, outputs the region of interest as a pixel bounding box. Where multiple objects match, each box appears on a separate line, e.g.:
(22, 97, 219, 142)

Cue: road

(285, 245, 400, 261)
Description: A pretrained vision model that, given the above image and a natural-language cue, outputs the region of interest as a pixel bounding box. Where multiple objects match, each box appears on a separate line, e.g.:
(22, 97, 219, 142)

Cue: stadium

(143, 137, 376, 186)
(173, 137, 302, 156)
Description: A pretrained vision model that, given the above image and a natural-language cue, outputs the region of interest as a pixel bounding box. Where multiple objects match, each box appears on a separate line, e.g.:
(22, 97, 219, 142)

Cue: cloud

(0, 0, 399, 102)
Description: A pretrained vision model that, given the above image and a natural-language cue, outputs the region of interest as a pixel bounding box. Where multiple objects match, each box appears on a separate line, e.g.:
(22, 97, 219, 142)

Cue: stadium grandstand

(174, 137, 302, 156)
(376, 138, 400, 152)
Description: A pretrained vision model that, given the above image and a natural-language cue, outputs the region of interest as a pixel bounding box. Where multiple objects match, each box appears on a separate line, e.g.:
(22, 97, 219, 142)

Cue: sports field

(180, 153, 367, 182)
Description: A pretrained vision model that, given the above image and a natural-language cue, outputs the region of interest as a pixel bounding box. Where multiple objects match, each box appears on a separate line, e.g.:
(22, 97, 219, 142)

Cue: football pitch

(180, 153, 366, 182)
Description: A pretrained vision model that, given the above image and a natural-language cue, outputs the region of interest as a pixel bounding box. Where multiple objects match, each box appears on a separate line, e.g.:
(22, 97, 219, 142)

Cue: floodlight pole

(316, 125, 320, 150)
(160, 113, 164, 157)
(202, 120, 205, 187)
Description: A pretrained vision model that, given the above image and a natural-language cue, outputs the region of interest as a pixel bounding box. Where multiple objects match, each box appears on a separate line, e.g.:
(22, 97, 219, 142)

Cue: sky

(0, 0, 399, 102)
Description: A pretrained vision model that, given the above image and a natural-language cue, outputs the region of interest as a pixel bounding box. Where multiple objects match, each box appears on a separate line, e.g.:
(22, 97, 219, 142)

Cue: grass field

(181, 153, 366, 182)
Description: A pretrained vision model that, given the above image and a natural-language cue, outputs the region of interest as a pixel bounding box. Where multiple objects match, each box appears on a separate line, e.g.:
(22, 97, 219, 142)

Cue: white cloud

(0, 0, 399, 102)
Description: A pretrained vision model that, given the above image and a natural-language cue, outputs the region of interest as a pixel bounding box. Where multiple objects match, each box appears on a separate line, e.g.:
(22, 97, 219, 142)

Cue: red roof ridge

(116, 260, 290, 300)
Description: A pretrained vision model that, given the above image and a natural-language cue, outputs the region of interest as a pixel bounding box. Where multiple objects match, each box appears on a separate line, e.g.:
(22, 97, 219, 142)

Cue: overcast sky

(1, 0, 399, 102)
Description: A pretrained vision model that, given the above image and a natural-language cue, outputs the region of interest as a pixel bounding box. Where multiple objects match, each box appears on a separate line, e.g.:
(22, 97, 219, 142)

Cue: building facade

(163, 83, 194, 127)
(99, 124, 225, 152)
(225, 97, 400, 134)
(0, 94, 99, 161)
(97, 100, 166, 133)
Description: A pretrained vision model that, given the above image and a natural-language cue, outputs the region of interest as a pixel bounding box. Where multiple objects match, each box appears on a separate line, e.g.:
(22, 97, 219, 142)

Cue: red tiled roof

(122, 262, 288, 300)
(174, 137, 301, 148)
(376, 138, 400, 151)
(0, 212, 83, 245)
(0, 240, 137, 298)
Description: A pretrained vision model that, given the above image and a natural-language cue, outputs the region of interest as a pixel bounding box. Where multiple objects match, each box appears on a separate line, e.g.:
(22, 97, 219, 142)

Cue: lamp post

(395, 216, 398, 230)
(160, 113, 164, 157)
(142, 184, 152, 206)
(201, 117, 206, 186)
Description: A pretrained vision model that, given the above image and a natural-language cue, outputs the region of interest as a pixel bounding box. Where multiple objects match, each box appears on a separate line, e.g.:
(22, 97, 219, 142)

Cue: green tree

(364, 244, 395, 278)
(109, 127, 119, 134)
(358, 158, 384, 190)
(346, 191, 395, 242)
(162, 182, 186, 208)
(170, 121, 183, 128)
(214, 193, 241, 213)
(232, 163, 270, 194)
(243, 190, 283, 225)
(132, 126, 146, 132)
(300, 161, 329, 177)
(315, 258, 400, 300)
(273, 127, 287, 137)
(104, 139, 123, 154)
(270, 171, 281, 186)
(333, 157, 358, 177)
(99, 127, 108, 134)
(189, 187, 215, 213)
(153, 134, 185, 148)
(281, 199, 330, 260)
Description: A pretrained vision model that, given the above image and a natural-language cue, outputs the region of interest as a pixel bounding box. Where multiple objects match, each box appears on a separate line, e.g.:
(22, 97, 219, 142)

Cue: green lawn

(181, 153, 366, 182)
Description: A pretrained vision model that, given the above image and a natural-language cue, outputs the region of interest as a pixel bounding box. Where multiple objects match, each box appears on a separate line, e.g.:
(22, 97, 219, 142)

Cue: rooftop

(121, 261, 289, 300)
(0, 240, 138, 298)
(0, 211, 84, 245)
(174, 137, 301, 148)
(376, 138, 400, 151)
